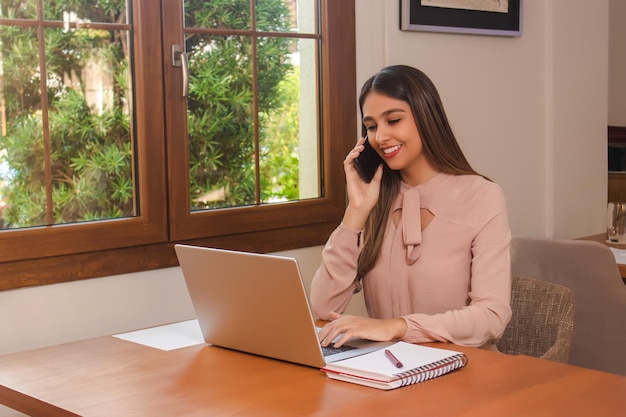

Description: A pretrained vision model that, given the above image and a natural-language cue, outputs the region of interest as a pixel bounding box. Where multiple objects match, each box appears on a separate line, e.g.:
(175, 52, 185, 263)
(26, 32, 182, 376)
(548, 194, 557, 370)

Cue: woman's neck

(400, 161, 440, 186)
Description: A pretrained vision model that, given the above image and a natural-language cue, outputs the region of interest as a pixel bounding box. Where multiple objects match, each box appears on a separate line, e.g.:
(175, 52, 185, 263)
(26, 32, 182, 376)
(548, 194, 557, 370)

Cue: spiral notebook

(322, 341, 468, 390)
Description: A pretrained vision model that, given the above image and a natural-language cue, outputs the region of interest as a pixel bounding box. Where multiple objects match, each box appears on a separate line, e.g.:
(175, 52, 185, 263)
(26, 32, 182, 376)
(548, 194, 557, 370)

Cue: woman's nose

(373, 130, 389, 144)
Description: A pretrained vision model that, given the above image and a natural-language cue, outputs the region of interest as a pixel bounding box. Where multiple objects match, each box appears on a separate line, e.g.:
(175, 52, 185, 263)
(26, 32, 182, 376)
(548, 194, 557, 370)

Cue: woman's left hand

(318, 312, 407, 348)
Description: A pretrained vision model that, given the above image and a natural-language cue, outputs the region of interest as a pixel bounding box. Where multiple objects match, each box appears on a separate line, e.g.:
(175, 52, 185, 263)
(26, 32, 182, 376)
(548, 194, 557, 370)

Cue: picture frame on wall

(400, 0, 522, 37)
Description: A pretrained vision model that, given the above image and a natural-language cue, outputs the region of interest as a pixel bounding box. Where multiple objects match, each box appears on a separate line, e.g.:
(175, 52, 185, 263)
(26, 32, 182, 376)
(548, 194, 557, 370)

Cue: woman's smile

(381, 144, 402, 158)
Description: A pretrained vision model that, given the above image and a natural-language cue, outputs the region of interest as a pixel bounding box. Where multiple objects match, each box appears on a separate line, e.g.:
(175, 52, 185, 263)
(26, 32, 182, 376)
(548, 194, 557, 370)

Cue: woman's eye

(364, 125, 376, 132)
(388, 119, 400, 125)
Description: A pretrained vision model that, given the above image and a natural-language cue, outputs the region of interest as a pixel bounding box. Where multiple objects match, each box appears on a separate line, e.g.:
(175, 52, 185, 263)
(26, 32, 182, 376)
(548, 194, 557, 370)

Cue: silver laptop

(174, 244, 392, 368)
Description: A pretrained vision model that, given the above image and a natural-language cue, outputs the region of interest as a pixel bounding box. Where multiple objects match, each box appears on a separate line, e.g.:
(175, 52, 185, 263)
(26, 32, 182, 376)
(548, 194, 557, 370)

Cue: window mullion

(250, 0, 260, 204)
(36, 0, 54, 225)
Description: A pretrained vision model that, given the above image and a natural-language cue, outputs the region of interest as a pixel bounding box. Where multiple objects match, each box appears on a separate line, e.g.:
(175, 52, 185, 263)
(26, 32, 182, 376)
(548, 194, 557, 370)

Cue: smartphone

(353, 136, 383, 183)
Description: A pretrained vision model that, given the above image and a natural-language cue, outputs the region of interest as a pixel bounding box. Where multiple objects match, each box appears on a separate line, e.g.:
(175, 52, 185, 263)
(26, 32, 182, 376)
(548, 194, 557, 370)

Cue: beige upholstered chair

(511, 236, 626, 376)
(497, 276, 574, 363)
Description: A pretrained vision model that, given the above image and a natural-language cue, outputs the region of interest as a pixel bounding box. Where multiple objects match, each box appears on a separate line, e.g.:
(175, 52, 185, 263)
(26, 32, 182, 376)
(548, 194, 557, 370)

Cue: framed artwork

(400, 0, 522, 37)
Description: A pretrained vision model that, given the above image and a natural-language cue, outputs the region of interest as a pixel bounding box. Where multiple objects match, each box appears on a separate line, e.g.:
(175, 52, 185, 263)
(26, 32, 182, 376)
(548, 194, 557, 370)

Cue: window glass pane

(256, 0, 294, 32)
(43, 0, 128, 24)
(259, 37, 319, 203)
(0, 0, 37, 19)
(0, 10, 134, 229)
(183, 0, 319, 212)
(256, 0, 316, 34)
(184, 0, 250, 30)
(186, 34, 255, 210)
(294, 37, 319, 199)
(0, 26, 43, 227)
(46, 28, 134, 224)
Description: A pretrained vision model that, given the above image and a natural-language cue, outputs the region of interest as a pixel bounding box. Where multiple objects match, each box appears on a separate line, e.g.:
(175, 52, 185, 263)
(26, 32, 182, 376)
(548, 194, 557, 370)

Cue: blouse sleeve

(310, 223, 363, 320)
(401, 184, 512, 348)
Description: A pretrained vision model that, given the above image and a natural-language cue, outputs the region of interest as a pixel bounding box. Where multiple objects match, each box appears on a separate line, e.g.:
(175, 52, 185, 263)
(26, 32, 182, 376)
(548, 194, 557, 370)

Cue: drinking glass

(607, 202, 626, 243)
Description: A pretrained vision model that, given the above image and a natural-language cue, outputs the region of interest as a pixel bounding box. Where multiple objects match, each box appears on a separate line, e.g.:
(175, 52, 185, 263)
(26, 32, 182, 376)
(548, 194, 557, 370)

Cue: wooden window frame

(0, 0, 355, 291)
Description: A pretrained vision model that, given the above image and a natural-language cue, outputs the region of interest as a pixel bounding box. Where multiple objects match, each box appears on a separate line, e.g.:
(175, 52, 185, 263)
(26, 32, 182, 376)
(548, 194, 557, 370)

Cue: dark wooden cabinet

(608, 126, 626, 202)
(608, 173, 626, 202)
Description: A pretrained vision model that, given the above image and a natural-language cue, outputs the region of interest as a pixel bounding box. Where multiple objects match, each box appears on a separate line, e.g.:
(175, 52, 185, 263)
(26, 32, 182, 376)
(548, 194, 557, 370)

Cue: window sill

(0, 221, 338, 290)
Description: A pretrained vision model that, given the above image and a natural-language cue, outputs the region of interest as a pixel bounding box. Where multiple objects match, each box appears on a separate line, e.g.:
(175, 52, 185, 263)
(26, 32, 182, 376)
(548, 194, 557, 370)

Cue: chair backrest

(497, 276, 574, 363)
(511, 236, 626, 375)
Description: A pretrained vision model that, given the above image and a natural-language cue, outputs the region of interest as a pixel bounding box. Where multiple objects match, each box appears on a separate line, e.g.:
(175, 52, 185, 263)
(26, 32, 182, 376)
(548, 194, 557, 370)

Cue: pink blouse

(310, 173, 512, 349)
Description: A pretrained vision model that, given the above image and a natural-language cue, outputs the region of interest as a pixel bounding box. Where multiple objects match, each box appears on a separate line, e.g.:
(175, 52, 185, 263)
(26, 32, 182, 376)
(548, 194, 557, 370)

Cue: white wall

(0, 267, 195, 355)
(609, 0, 626, 126)
(550, 1, 608, 237)
(358, 0, 608, 239)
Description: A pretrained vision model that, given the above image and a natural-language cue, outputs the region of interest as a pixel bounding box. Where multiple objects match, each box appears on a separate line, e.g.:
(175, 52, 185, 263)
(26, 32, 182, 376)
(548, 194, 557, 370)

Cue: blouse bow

(401, 187, 422, 264)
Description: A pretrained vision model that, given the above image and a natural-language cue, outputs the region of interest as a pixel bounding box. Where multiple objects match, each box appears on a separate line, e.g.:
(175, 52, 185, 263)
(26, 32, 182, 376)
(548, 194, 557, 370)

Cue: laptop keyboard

(321, 343, 357, 357)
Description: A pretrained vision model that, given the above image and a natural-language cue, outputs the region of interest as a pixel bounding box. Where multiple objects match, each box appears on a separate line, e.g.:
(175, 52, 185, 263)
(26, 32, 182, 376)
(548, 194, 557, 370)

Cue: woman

(310, 65, 511, 351)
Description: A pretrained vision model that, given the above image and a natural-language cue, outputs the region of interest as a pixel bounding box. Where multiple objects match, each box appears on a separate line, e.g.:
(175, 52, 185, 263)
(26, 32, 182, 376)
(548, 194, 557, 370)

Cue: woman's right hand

(341, 137, 383, 231)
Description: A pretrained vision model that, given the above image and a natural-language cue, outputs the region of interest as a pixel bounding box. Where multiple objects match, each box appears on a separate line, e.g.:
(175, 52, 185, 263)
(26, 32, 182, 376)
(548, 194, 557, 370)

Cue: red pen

(384, 349, 404, 368)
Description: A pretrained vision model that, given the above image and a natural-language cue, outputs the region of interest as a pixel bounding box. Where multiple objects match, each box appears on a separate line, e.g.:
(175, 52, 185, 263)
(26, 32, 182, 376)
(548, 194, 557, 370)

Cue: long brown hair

(356, 65, 482, 279)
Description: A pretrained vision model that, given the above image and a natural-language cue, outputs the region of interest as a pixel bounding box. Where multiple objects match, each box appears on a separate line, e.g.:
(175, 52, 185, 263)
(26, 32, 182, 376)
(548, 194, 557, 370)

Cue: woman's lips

(381, 144, 401, 158)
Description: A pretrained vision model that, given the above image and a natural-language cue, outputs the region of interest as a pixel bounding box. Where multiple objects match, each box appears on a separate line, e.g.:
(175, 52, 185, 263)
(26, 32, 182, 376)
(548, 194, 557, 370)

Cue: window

(0, 0, 355, 290)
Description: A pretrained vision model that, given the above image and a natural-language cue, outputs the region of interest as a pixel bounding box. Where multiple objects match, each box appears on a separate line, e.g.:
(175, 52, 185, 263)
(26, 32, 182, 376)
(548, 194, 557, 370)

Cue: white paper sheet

(609, 247, 626, 265)
(113, 319, 205, 351)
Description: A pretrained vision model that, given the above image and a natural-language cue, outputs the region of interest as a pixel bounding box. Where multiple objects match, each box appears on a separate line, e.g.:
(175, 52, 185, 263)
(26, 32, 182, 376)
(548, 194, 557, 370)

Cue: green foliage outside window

(0, 0, 302, 228)
(185, 0, 299, 209)
(0, 0, 132, 229)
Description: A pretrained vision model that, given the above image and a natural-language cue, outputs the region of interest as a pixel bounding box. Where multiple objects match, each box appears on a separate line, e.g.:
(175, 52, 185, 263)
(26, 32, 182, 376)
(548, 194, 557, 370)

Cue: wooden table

(1, 335, 625, 416)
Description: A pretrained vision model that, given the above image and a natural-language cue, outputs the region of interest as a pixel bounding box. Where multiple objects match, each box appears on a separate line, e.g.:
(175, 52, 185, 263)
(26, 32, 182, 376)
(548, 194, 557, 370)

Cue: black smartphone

(353, 136, 383, 183)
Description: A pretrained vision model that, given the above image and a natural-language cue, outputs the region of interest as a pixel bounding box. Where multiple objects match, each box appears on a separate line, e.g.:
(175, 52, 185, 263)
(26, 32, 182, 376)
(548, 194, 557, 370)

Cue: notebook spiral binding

(397, 353, 468, 387)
